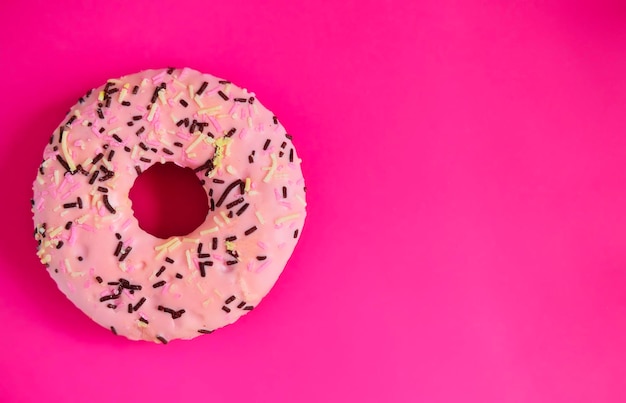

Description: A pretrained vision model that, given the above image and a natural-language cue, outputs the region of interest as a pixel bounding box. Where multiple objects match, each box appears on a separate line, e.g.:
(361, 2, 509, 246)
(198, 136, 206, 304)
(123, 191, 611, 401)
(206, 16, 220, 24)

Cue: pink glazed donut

(31, 68, 306, 343)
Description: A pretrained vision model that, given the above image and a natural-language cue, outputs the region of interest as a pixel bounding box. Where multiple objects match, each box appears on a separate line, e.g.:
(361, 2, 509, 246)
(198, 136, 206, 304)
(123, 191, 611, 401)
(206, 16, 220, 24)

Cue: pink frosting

(31, 68, 306, 343)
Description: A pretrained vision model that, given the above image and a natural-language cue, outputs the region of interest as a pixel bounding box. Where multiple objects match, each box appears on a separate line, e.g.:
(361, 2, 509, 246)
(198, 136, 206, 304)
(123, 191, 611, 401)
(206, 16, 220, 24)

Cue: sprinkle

(237, 301, 246, 309)
(165, 257, 174, 264)
(288, 149, 294, 162)
(139, 317, 149, 324)
(226, 197, 244, 209)
(275, 213, 300, 225)
(225, 128, 236, 137)
(112, 134, 123, 143)
(65, 221, 73, 230)
(92, 153, 104, 165)
(119, 246, 132, 261)
(216, 180, 243, 207)
(175, 273, 183, 279)
(226, 261, 237, 266)
(173, 142, 183, 147)
(162, 148, 174, 155)
(294, 229, 299, 238)
(152, 280, 166, 288)
(244, 178, 251, 192)
(155, 237, 179, 251)
(133, 297, 146, 311)
(114, 241, 123, 256)
(63, 202, 77, 209)
(110, 326, 117, 335)
(220, 211, 231, 224)
(156, 266, 166, 277)
(263, 154, 278, 182)
(218, 90, 228, 100)
(282, 187, 287, 198)
(147, 104, 158, 122)
(97, 186, 108, 193)
(296, 194, 307, 206)
(102, 195, 116, 214)
(225, 295, 236, 304)
(168, 238, 182, 252)
(198, 105, 222, 115)
(107, 150, 115, 161)
(132, 85, 139, 94)
(96, 276, 103, 283)
(136, 126, 146, 136)
(263, 139, 271, 150)
(255, 211, 265, 224)
(186, 132, 205, 154)
(183, 237, 200, 244)
(222, 306, 231, 313)
(156, 336, 168, 344)
(226, 165, 238, 176)
(200, 226, 219, 235)
(244, 226, 257, 236)
(243, 306, 254, 311)
(88, 170, 99, 184)
(135, 166, 142, 175)
(186, 249, 194, 271)
(198, 329, 213, 334)
(193, 95, 204, 107)
(140, 157, 151, 163)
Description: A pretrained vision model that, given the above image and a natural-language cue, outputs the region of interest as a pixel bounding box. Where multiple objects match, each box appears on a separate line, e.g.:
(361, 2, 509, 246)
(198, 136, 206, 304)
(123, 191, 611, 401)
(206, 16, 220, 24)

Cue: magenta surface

(1, 0, 626, 402)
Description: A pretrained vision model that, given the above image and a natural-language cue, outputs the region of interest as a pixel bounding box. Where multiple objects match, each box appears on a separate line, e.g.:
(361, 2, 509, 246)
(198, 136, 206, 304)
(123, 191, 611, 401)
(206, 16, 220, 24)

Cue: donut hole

(129, 162, 209, 239)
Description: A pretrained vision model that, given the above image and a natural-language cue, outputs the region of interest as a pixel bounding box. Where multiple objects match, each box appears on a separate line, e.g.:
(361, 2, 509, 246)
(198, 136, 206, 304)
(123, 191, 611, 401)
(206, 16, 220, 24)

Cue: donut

(31, 68, 306, 343)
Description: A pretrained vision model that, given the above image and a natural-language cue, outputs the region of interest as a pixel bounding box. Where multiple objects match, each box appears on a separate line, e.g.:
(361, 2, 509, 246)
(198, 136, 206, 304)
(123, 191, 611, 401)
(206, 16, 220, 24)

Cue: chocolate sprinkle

(136, 126, 146, 136)
(139, 317, 149, 324)
(235, 203, 249, 216)
(226, 260, 238, 266)
(56, 241, 64, 249)
(212, 178, 225, 184)
(114, 241, 123, 256)
(237, 301, 246, 309)
(124, 146, 131, 152)
(156, 266, 166, 277)
(196, 81, 209, 95)
(152, 280, 166, 288)
(222, 306, 231, 313)
(92, 153, 104, 164)
(167, 67, 175, 74)
(248, 155, 254, 163)
(225, 235, 237, 242)
(256, 256, 267, 261)
(132, 85, 139, 94)
(198, 329, 213, 334)
(121, 101, 131, 106)
(107, 150, 115, 161)
(56, 155, 72, 173)
(110, 326, 117, 335)
(234, 98, 247, 102)
(226, 197, 244, 209)
(119, 247, 132, 261)
(65, 221, 73, 230)
(216, 180, 243, 207)
(140, 157, 151, 163)
(273, 116, 278, 124)
(88, 170, 99, 184)
(63, 202, 77, 209)
(115, 233, 122, 240)
(289, 149, 294, 162)
(162, 148, 174, 155)
(77, 197, 83, 209)
(133, 297, 146, 311)
(135, 166, 142, 175)
(179, 99, 188, 107)
(263, 139, 271, 150)
(112, 134, 123, 143)
(226, 128, 237, 137)
(96, 276, 103, 283)
(165, 257, 174, 264)
(175, 273, 183, 279)
(218, 90, 229, 100)
(102, 195, 116, 214)
(244, 226, 257, 236)
(97, 186, 108, 193)
(225, 296, 236, 304)
(212, 237, 218, 250)
(294, 229, 299, 238)
(127, 303, 133, 313)
(156, 336, 168, 344)
(174, 142, 183, 147)
(243, 306, 254, 311)
(98, 127, 105, 134)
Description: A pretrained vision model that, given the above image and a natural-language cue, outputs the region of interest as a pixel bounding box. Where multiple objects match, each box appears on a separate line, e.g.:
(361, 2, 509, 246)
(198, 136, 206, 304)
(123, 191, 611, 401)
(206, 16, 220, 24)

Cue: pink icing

(31, 68, 306, 343)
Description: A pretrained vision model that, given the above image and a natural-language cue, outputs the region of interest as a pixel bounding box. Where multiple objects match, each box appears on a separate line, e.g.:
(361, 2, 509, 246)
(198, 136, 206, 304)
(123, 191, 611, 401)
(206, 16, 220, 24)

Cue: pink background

(1, 0, 626, 401)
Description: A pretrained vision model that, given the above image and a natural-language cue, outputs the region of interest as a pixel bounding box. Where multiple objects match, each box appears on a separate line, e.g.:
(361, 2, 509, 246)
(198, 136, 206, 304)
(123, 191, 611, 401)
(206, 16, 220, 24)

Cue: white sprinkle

(200, 226, 219, 235)
(226, 165, 238, 176)
(202, 298, 212, 306)
(118, 83, 129, 103)
(70, 271, 85, 277)
(158, 88, 167, 105)
(263, 153, 278, 183)
(186, 132, 204, 154)
(77, 215, 90, 224)
(61, 127, 77, 171)
(48, 226, 63, 238)
(193, 95, 204, 108)
(155, 237, 179, 251)
(296, 194, 307, 206)
(255, 211, 265, 224)
(173, 78, 186, 89)
(186, 249, 194, 271)
(247, 116, 253, 128)
(131, 145, 139, 160)
(275, 213, 301, 225)
(168, 238, 182, 252)
(54, 170, 60, 186)
(147, 103, 158, 122)
(64, 258, 72, 274)
(108, 127, 121, 136)
(183, 237, 200, 244)
(213, 216, 224, 227)
(188, 85, 195, 100)
(198, 105, 222, 115)
(220, 211, 231, 224)
(244, 178, 251, 192)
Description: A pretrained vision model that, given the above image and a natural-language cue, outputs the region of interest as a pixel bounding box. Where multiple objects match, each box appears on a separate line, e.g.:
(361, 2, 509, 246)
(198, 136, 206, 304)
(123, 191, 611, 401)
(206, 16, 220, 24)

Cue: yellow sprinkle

(102, 158, 113, 171)
(255, 211, 265, 224)
(186, 249, 194, 271)
(296, 194, 307, 206)
(200, 226, 219, 235)
(147, 103, 158, 122)
(81, 120, 90, 127)
(89, 163, 98, 174)
(226, 165, 238, 176)
(118, 83, 129, 103)
(224, 241, 235, 251)
(244, 178, 251, 193)
(193, 95, 204, 107)
(108, 127, 121, 135)
(37, 176, 45, 185)
(98, 91, 105, 101)
(188, 85, 195, 100)
(223, 83, 232, 95)
(155, 237, 179, 251)
(74, 109, 81, 118)
(119, 262, 128, 272)
(91, 193, 99, 207)
(198, 105, 222, 115)
(263, 153, 278, 183)
(130, 145, 140, 160)
(60, 210, 69, 217)
(77, 214, 90, 224)
(61, 129, 77, 171)
(213, 216, 224, 227)
(220, 211, 231, 224)
(54, 170, 60, 186)
(183, 237, 200, 244)
(247, 116, 253, 128)
(170, 113, 179, 124)
(186, 132, 205, 154)
(137, 319, 148, 328)
(64, 258, 72, 273)
(141, 78, 150, 87)
(168, 238, 182, 252)
(41, 254, 52, 264)
(187, 153, 197, 159)
(48, 226, 63, 238)
(158, 88, 167, 105)
(275, 213, 301, 225)
(37, 247, 47, 257)
(70, 271, 85, 277)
